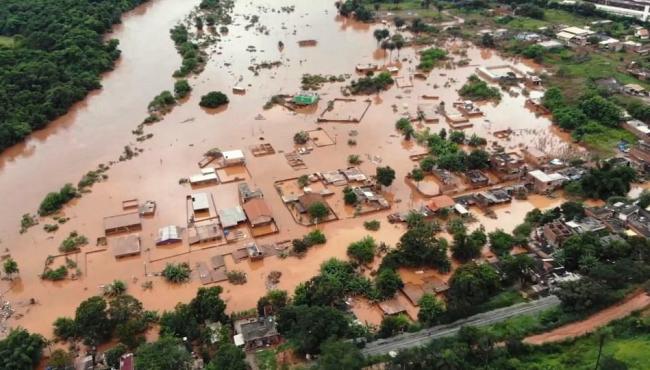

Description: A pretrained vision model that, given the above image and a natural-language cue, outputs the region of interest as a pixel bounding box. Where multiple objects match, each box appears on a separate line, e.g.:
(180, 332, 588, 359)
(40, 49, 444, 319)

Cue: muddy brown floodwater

(0, 0, 577, 338)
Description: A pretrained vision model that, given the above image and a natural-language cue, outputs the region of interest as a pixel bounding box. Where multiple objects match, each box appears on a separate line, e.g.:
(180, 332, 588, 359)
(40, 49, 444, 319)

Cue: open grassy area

(0, 36, 14, 47)
(255, 349, 279, 370)
(581, 126, 637, 156)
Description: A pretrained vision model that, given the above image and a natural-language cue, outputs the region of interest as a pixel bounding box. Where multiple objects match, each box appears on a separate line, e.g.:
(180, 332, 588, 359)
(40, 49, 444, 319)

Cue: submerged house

(242, 198, 274, 227)
(292, 91, 319, 105)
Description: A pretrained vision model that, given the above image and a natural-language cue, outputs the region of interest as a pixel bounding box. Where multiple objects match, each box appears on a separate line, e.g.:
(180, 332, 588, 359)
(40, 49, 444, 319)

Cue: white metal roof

(222, 149, 245, 160)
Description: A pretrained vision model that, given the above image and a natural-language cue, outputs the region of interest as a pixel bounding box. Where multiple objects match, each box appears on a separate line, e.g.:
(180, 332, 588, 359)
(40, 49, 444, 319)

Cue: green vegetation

(19, 213, 37, 233)
(376, 166, 396, 187)
(292, 230, 327, 255)
(173, 79, 192, 99)
(459, 75, 501, 101)
(567, 160, 636, 200)
(337, 0, 374, 22)
(418, 47, 447, 71)
(384, 310, 650, 370)
(0, 329, 46, 369)
(148, 90, 176, 113)
(344, 186, 359, 205)
(59, 231, 88, 253)
(347, 236, 377, 265)
(308, 201, 330, 221)
(199, 91, 229, 108)
(348, 71, 394, 94)
(0, 0, 150, 152)
(38, 183, 77, 216)
(42, 265, 68, 281)
(3, 257, 18, 276)
(161, 262, 191, 283)
(293, 130, 310, 144)
(364, 219, 381, 231)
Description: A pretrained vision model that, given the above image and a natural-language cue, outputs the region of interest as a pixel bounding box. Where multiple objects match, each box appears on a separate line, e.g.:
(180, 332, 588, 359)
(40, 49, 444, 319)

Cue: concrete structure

(426, 195, 455, 212)
(218, 206, 247, 228)
(111, 234, 141, 258)
(242, 198, 274, 227)
(623, 83, 648, 96)
(543, 221, 573, 248)
(233, 317, 281, 351)
(522, 147, 549, 167)
(222, 150, 245, 166)
(191, 193, 211, 212)
(623, 119, 650, 138)
(156, 225, 183, 245)
(103, 212, 141, 235)
(528, 170, 567, 193)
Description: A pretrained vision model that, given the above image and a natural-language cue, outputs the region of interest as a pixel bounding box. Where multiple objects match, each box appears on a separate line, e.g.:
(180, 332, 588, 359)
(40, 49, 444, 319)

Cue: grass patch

(581, 126, 636, 156)
(255, 349, 278, 370)
(0, 36, 15, 47)
(476, 290, 526, 312)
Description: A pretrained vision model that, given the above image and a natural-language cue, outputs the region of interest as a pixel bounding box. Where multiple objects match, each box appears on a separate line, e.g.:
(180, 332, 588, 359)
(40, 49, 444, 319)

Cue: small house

(233, 317, 281, 351)
(623, 119, 650, 138)
(292, 91, 319, 105)
(426, 195, 455, 213)
(222, 150, 246, 166)
(218, 206, 247, 228)
(238, 182, 263, 203)
(543, 221, 573, 248)
(297, 192, 326, 213)
(490, 151, 526, 180)
(465, 169, 489, 188)
(527, 170, 567, 193)
(156, 225, 183, 245)
(242, 198, 274, 227)
(191, 193, 211, 212)
(246, 243, 264, 260)
(111, 234, 141, 258)
(623, 83, 648, 96)
(522, 146, 549, 167)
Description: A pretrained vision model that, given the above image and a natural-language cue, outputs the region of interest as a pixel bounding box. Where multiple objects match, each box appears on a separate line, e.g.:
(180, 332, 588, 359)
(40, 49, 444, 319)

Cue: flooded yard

(0, 0, 578, 338)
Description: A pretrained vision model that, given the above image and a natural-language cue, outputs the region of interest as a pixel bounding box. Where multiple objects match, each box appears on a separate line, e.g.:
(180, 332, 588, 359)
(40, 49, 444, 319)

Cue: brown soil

(524, 292, 650, 345)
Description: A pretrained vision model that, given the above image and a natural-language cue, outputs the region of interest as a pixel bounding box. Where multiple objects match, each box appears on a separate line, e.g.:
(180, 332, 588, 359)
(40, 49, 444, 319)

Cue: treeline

(0, 0, 150, 151)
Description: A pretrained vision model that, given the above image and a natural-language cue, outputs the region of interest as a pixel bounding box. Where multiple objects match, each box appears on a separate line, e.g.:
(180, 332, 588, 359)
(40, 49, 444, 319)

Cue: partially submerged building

(527, 170, 567, 193)
(111, 234, 141, 258)
(222, 150, 246, 167)
(156, 225, 183, 245)
(490, 151, 526, 180)
(103, 212, 141, 235)
(242, 198, 274, 227)
(218, 206, 247, 228)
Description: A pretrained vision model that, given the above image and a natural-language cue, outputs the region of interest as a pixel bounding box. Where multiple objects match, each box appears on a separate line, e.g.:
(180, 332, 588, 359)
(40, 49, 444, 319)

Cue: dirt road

(524, 292, 650, 345)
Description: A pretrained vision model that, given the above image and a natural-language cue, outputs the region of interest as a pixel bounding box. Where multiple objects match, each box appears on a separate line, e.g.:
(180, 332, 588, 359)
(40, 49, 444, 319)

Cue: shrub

(161, 263, 191, 283)
(174, 80, 192, 99)
(459, 75, 501, 101)
(59, 231, 88, 253)
(304, 230, 326, 245)
(347, 236, 377, 264)
(227, 270, 247, 284)
(199, 91, 229, 108)
(293, 131, 310, 144)
(363, 220, 381, 231)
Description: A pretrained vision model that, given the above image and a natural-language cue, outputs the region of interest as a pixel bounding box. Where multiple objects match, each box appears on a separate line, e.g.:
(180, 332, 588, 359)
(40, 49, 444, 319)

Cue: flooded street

(0, 0, 576, 338)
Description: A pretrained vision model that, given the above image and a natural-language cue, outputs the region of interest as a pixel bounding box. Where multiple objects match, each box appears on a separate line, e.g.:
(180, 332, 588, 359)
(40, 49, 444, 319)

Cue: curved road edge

(361, 295, 560, 357)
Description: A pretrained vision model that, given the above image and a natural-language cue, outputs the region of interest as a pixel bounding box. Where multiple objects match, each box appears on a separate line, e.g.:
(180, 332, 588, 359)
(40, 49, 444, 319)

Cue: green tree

(161, 262, 191, 283)
(47, 349, 73, 370)
(418, 293, 445, 326)
(257, 290, 289, 316)
(174, 79, 192, 99)
(75, 296, 112, 345)
(467, 149, 489, 170)
(553, 106, 588, 130)
(53, 317, 77, 341)
(347, 236, 377, 264)
(500, 254, 535, 285)
(373, 28, 390, 46)
(190, 286, 227, 323)
(375, 268, 404, 298)
(451, 229, 486, 262)
(395, 221, 450, 271)
(0, 329, 45, 369)
(579, 95, 622, 127)
(3, 257, 18, 277)
(411, 167, 425, 188)
(104, 344, 128, 369)
(561, 201, 585, 220)
(308, 201, 330, 221)
(376, 166, 396, 187)
(378, 314, 411, 338)
(159, 303, 200, 341)
(316, 339, 364, 370)
(135, 336, 192, 370)
(199, 91, 229, 108)
(277, 305, 349, 354)
(488, 229, 516, 256)
(206, 343, 247, 370)
(446, 263, 500, 317)
(343, 186, 358, 205)
(556, 278, 615, 312)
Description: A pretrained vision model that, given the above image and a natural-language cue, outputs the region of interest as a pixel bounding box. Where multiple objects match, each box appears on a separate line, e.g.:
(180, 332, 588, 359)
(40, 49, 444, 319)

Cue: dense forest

(0, 0, 149, 151)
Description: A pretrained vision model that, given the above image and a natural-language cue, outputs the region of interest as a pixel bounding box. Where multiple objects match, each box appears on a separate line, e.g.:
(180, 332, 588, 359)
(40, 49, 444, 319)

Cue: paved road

(361, 295, 560, 357)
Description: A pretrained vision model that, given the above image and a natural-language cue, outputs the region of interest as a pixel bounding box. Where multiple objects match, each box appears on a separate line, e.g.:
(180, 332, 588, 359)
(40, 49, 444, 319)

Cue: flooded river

(0, 0, 574, 338)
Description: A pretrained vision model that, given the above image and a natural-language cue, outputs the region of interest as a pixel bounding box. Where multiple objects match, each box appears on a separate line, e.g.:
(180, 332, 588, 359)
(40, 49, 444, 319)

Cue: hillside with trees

(0, 0, 150, 151)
